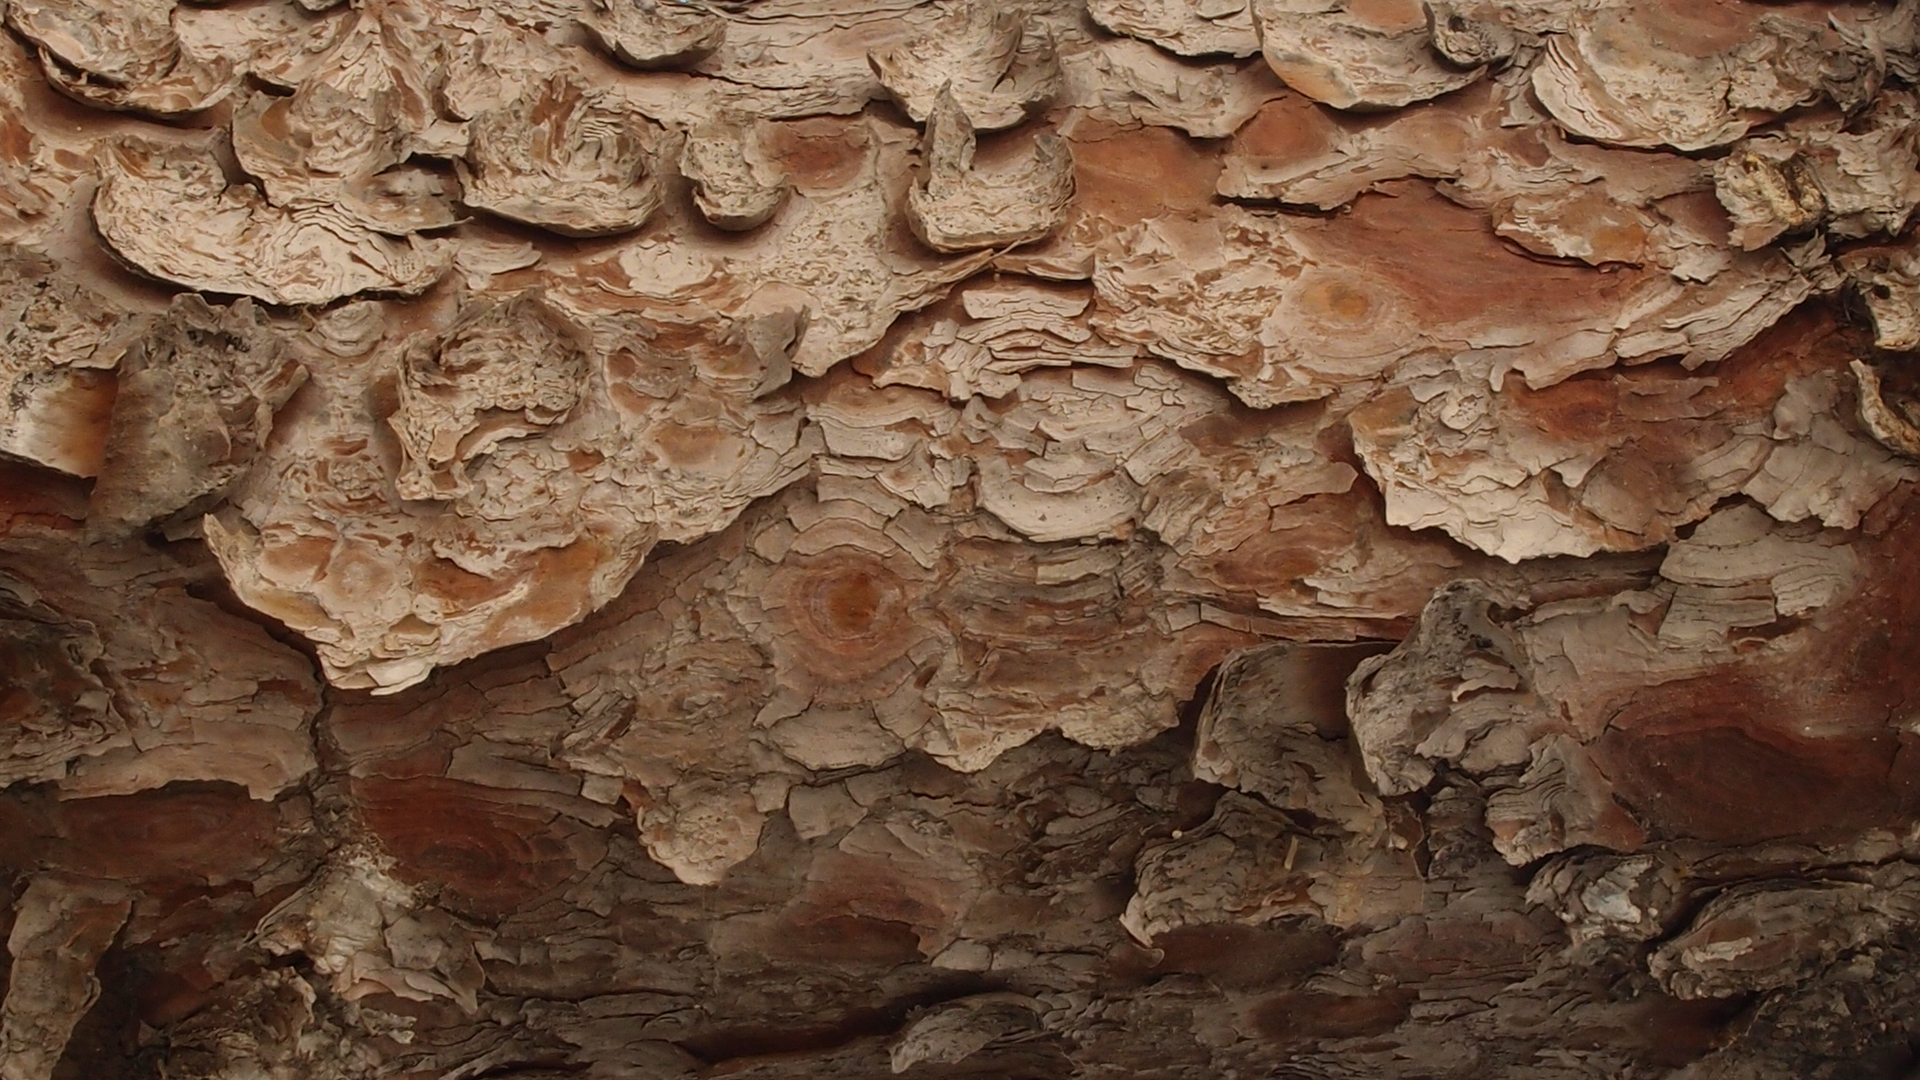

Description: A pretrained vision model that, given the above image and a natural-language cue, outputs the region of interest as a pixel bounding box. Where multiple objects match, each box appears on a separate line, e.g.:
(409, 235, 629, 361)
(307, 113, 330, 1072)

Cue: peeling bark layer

(3, 0, 1920, 1078)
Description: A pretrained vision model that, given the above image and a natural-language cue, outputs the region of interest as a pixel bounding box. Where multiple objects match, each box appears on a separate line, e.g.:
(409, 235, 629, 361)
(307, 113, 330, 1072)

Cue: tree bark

(3, 0, 1920, 1077)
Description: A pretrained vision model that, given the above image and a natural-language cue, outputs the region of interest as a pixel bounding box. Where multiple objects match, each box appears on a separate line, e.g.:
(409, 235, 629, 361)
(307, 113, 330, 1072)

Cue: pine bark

(3, 0, 1920, 1077)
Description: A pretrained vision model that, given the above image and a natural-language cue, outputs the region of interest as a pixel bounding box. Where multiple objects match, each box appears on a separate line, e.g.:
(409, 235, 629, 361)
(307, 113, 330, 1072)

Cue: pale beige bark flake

(457, 73, 668, 238)
(905, 90, 1074, 254)
(581, 0, 726, 70)
(869, 1, 1062, 133)
(92, 139, 453, 306)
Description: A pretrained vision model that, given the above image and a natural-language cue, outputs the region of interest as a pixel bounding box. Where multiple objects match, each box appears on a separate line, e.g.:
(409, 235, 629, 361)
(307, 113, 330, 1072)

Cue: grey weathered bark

(3, 0, 1920, 1078)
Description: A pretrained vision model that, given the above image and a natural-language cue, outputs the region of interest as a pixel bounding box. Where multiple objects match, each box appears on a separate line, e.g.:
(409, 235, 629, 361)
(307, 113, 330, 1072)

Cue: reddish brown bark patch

(352, 776, 599, 918)
(1249, 988, 1417, 1045)
(52, 783, 277, 883)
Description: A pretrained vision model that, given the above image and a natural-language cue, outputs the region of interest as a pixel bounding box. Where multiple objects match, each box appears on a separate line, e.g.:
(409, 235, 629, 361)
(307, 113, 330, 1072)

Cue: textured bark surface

(3, 0, 1920, 1078)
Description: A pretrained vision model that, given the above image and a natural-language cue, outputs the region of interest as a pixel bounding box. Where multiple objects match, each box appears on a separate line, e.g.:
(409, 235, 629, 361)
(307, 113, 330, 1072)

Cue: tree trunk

(3, 0, 1920, 1077)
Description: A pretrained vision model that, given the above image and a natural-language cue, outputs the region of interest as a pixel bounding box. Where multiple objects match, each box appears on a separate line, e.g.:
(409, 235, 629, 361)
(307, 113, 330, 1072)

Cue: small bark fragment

(1842, 241, 1920, 350)
(580, 0, 726, 70)
(1088, 0, 1261, 59)
(1851, 359, 1920, 458)
(0, 246, 134, 477)
(1713, 148, 1824, 252)
(1123, 789, 1418, 941)
(208, 293, 812, 692)
(89, 296, 306, 537)
(0, 614, 126, 789)
(92, 139, 452, 306)
(889, 994, 1041, 1073)
(0, 873, 131, 1080)
(636, 777, 766, 887)
(230, 84, 457, 235)
(1483, 733, 1647, 864)
(1531, 8, 1869, 153)
(681, 114, 791, 232)
(869, 2, 1062, 132)
(254, 846, 483, 1012)
(1194, 641, 1392, 838)
(1250, 0, 1483, 111)
(1526, 850, 1686, 949)
(388, 293, 590, 502)
(1082, 43, 1287, 140)
(458, 74, 667, 237)
(1424, 2, 1515, 68)
(1650, 865, 1920, 1000)
(1344, 578, 1536, 798)
(1717, 93, 1920, 252)
(5, 0, 234, 116)
(905, 92, 1074, 254)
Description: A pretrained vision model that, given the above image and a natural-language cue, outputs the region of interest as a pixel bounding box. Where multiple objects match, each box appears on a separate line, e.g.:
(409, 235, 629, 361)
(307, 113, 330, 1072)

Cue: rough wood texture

(3, 0, 1920, 1078)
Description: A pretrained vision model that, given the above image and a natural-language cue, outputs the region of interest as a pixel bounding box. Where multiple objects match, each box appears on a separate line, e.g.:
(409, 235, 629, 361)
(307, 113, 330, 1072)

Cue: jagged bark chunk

(1852, 359, 1920, 458)
(1251, 0, 1483, 110)
(681, 114, 791, 231)
(905, 91, 1073, 254)
(92, 139, 452, 305)
(207, 293, 812, 691)
(0, 246, 133, 477)
(0, 874, 131, 1080)
(580, 0, 726, 70)
(1650, 866, 1920, 1000)
(0, 615, 124, 789)
(869, 2, 1061, 132)
(6, 0, 233, 115)
(89, 295, 306, 536)
(458, 74, 667, 237)
(1088, 0, 1261, 58)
